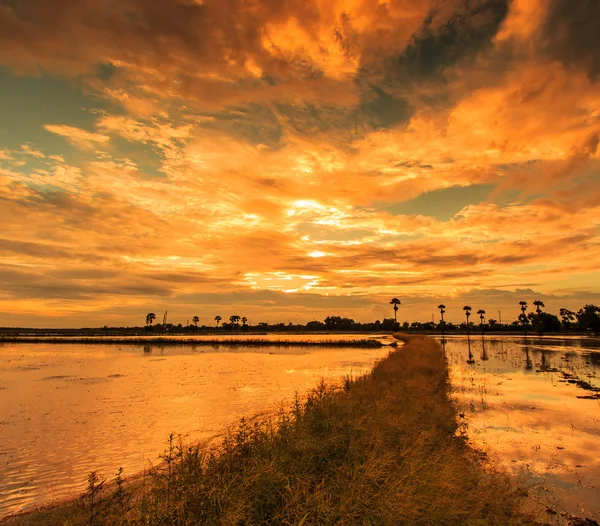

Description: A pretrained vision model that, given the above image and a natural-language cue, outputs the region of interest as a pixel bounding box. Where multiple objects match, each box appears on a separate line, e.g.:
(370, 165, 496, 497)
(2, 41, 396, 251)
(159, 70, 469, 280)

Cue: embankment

(3, 335, 523, 525)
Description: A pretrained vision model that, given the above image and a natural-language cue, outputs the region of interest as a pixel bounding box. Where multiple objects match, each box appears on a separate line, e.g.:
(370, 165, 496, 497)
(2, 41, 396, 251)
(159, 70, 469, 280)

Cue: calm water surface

(0, 335, 392, 518)
(444, 335, 600, 523)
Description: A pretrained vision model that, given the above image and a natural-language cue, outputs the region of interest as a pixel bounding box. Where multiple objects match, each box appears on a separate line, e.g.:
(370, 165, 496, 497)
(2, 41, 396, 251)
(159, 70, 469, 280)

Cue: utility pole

(498, 310, 502, 324)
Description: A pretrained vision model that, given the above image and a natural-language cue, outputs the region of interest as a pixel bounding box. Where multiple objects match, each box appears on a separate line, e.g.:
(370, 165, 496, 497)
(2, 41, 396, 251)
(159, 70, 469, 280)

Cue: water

(444, 335, 600, 523)
(0, 336, 392, 518)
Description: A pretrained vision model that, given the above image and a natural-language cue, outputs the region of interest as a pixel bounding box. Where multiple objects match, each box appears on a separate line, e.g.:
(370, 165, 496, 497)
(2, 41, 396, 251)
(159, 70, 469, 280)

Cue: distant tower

(163, 311, 168, 326)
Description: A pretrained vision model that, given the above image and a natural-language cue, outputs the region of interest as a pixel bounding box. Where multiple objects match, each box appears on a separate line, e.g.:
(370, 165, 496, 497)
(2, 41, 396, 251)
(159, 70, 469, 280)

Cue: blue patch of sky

(0, 67, 170, 179)
(382, 184, 496, 221)
(0, 67, 106, 162)
(109, 136, 166, 179)
(380, 182, 541, 221)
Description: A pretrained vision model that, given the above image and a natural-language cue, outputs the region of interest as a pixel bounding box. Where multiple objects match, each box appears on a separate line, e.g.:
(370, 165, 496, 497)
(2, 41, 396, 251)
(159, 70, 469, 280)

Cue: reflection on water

(0, 339, 392, 518)
(443, 336, 600, 523)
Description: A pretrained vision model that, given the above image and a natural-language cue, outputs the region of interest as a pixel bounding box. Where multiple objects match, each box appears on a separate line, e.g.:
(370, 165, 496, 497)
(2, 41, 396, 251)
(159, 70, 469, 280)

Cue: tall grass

(5, 336, 524, 525)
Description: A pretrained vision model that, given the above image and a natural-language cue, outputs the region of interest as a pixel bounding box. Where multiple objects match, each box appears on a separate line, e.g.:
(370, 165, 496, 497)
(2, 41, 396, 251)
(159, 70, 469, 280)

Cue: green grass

(3, 336, 525, 525)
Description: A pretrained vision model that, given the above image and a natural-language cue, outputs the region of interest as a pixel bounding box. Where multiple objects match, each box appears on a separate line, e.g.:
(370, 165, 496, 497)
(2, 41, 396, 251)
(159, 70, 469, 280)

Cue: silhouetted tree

(530, 301, 546, 334)
(559, 308, 576, 330)
(477, 309, 485, 324)
(477, 309, 486, 334)
(192, 316, 199, 327)
(519, 301, 529, 335)
(390, 298, 401, 325)
(324, 316, 356, 331)
(146, 313, 156, 327)
(241, 317, 248, 326)
(230, 315, 241, 327)
(214, 315, 222, 328)
(381, 318, 397, 331)
(463, 306, 472, 334)
(576, 304, 600, 335)
(534, 312, 561, 334)
(438, 304, 446, 337)
(519, 301, 528, 317)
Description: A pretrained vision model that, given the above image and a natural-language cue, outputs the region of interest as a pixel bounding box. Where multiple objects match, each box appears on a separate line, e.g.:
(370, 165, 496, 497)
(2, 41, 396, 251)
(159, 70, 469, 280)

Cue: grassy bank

(0, 336, 384, 348)
(4, 335, 523, 525)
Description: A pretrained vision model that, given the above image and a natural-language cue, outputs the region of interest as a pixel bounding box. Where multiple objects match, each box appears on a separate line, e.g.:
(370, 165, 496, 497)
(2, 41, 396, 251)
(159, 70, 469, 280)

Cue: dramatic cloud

(0, 0, 599, 327)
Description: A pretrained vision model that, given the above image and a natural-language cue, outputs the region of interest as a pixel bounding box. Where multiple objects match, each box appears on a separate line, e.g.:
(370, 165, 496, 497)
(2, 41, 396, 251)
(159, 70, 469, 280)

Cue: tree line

(142, 300, 600, 335)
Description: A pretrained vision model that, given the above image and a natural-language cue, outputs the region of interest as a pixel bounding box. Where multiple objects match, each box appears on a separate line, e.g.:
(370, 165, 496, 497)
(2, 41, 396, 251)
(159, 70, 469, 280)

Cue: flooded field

(0, 337, 392, 518)
(445, 335, 600, 523)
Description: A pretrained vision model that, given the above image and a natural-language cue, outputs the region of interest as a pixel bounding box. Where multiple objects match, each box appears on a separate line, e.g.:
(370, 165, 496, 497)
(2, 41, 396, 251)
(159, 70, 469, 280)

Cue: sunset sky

(1, 0, 599, 327)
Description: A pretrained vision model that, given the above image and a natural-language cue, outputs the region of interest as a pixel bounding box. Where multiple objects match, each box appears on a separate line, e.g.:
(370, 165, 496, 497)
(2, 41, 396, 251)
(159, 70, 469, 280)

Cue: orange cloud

(1, 0, 599, 326)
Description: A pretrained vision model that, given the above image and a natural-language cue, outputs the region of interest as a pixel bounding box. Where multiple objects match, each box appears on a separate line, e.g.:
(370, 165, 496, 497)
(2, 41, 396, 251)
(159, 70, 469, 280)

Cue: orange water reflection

(445, 336, 600, 523)
(0, 339, 391, 518)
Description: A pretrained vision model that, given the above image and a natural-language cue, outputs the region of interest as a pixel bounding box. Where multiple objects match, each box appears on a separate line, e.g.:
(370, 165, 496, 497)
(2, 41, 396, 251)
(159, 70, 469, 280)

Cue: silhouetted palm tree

(192, 316, 199, 327)
(477, 309, 486, 325)
(146, 312, 156, 327)
(230, 315, 241, 327)
(241, 317, 248, 326)
(438, 304, 446, 338)
(519, 301, 528, 335)
(390, 298, 401, 324)
(477, 309, 486, 337)
(533, 300, 545, 314)
(519, 301, 528, 317)
(463, 306, 472, 335)
(215, 315, 221, 328)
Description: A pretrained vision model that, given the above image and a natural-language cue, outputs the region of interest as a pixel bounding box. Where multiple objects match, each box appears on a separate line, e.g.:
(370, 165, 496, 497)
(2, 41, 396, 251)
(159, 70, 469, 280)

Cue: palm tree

(390, 298, 401, 324)
(192, 316, 199, 327)
(533, 300, 545, 314)
(477, 309, 486, 336)
(463, 306, 472, 335)
(438, 304, 446, 338)
(241, 317, 248, 326)
(214, 315, 221, 328)
(230, 315, 241, 327)
(519, 301, 528, 317)
(519, 301, 528, 336)
(477, 309, 486, 325)
(146, 312, 156, 327)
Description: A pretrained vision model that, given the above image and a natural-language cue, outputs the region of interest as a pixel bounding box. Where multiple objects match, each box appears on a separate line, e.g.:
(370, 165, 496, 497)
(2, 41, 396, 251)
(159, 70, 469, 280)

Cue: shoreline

(1, 335, 526, 525)
(0, 336, 386, 347)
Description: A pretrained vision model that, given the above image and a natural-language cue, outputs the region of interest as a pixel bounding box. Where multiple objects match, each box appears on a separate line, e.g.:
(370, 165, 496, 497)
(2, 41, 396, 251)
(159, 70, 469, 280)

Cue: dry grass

(3, 336, 525, 525)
